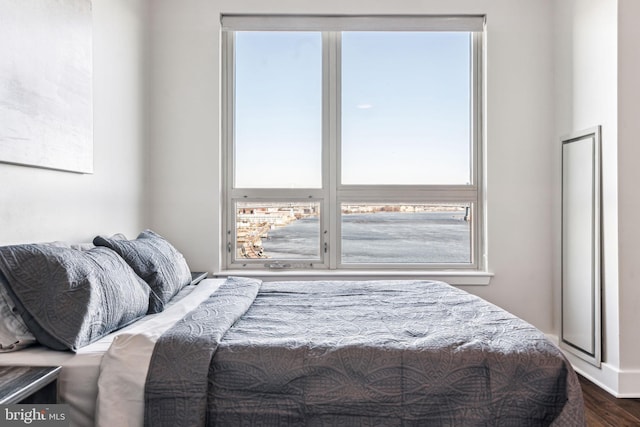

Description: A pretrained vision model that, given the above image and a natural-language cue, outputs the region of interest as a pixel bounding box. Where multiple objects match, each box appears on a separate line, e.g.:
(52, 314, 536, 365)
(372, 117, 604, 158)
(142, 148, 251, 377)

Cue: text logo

(0, 405, 69, 427)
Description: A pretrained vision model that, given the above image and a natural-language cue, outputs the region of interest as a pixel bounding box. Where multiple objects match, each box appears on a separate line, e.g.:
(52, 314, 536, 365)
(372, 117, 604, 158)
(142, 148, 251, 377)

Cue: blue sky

(234, 31, 471, 188)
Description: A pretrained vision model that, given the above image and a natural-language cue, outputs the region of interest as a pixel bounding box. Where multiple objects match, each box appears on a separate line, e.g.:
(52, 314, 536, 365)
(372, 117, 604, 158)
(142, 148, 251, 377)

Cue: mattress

(0, 278, 225, 427)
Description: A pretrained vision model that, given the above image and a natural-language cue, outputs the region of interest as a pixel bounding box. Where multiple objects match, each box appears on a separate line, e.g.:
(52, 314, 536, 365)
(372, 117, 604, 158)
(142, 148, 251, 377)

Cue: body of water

(261, 211, 471, 264)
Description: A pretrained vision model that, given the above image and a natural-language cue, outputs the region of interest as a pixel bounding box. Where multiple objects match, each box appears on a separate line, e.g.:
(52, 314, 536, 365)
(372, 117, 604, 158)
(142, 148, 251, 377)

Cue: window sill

(214, 270, 493, 286)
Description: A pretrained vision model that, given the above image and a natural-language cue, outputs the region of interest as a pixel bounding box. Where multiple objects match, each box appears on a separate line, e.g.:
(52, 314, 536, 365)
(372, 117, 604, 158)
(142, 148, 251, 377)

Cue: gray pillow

(0, 244, 151, 351)
(0, 272, 36, 352)
(93, 229, 191, 314)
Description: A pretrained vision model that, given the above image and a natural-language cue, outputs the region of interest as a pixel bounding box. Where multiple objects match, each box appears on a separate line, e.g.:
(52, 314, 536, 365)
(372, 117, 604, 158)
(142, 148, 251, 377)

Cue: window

(222, 15, 485, 271)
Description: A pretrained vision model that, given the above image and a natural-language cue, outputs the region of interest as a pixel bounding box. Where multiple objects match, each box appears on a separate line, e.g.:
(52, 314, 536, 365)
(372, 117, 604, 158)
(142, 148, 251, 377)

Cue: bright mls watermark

(0, 405, 69, 426)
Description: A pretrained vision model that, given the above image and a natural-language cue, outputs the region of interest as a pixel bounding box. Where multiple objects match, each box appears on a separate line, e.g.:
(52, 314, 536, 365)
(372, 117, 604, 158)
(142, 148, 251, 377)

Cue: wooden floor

(579, 374, 640, 426)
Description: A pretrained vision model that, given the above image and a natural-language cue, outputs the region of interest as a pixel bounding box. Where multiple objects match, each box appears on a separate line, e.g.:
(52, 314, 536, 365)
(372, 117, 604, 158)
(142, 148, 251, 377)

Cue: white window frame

(221, 14, 486, 274)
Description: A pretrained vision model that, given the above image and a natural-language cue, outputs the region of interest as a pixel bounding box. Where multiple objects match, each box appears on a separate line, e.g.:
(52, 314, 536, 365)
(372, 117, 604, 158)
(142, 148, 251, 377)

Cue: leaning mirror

(561, 126, 601, 367)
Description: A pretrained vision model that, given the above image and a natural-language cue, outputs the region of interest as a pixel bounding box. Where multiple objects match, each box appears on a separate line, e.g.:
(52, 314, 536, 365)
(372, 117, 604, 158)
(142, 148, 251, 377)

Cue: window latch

(265, 262, 292, 269)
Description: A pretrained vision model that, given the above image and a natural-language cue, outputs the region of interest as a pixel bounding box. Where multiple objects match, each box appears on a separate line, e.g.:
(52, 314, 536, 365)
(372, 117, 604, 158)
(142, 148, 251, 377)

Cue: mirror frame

(560, 126, 602, 367)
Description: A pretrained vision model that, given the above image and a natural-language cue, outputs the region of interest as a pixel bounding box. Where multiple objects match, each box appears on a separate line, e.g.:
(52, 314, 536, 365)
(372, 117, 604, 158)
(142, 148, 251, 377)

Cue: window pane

(341, 203, 471, 264)
(235, 32, 322, 188)
(341, 32, 471, 185)
(236, 202, 320, 260)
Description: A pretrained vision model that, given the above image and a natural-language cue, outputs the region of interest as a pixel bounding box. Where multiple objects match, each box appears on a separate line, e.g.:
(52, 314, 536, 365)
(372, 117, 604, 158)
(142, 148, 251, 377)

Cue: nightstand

(190, 271, 208, 285)
(0, 366, 61, 404)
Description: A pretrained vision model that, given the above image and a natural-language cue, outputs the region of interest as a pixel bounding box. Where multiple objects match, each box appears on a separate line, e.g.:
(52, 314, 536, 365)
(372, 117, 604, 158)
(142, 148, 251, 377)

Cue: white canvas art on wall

(0, 0, 93, 173)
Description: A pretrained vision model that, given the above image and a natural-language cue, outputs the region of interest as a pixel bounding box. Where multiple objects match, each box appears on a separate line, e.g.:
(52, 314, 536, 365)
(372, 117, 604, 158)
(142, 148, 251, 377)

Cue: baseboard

(616, 368, 640, 398)
(571, 362, 620, 396)
(545, 333, 640, 398)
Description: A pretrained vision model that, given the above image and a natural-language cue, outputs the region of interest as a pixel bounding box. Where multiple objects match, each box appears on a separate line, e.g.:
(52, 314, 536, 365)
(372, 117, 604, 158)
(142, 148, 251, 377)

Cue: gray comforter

(144, 278, 585, 426)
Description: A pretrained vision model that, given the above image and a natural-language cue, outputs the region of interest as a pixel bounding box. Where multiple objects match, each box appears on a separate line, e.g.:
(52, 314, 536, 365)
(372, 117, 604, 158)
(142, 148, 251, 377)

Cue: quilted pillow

(0, 272, 36, 352)
(93, 229, 191, 314)
(0, 244, 151, 351)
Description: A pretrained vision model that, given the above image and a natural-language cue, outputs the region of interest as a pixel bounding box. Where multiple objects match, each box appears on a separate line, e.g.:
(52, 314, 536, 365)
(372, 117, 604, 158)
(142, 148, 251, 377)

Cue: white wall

(0, 0, 148, 245)
(145, 0, 558, 332)
(616, 0, 640, 392)
(553, 0, 640, 397)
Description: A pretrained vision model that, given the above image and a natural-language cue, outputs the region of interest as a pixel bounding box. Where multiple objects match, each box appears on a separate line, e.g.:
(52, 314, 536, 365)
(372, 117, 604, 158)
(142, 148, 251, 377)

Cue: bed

(0, 279, 226, 427)
(0, 232, 585, 427)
